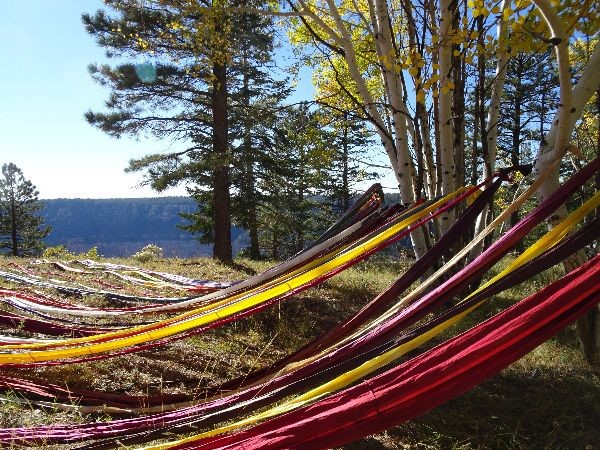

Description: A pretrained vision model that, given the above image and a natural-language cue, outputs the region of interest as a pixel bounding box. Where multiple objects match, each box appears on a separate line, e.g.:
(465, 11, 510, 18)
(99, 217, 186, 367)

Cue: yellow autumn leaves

(286, 0, 595, 110)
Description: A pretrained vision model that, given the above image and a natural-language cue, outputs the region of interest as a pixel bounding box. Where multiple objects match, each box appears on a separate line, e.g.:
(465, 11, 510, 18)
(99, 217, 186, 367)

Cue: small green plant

(42, 245, 74, 259)
(80, 246, 102, 260)
(132, 244, 164, 263)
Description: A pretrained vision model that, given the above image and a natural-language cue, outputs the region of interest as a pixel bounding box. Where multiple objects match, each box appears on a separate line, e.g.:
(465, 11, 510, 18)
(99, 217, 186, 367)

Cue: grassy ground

(0, 254, 598, 449)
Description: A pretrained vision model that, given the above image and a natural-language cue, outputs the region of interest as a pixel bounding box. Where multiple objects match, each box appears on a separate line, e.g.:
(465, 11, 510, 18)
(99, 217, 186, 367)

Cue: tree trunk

(314, 0, 409, 194)
(271, 211, 280, 260)
(531, 5, 599, 372)
(342, 116, 351, 211)
(417, 101, 437, 198)
(10, 196, 18, 256)
(596, 87, 600, 195)
(470, 78, 481, 186)
(484, 0, 509, 180)
(438, 0, 455, 234)
(510, 72, 523, 250)
(577, 86, 600, 373)
(245, 157, 260, 259)
(212, 59, 233, 264)
(470, 6, 509, 260)
(451, 0, 465, 191)
(365, 0, 429, 258)
(241, 65, 260, 260)
(414, 104, 425, 199)
(424, 0, 441, 244)
(296, 166, 306, 253)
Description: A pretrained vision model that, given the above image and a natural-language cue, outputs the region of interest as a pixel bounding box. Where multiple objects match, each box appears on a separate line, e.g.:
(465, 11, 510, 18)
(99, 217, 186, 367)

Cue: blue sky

(0, 0, 196, 199)
(0, 0, 211, 198)
(0, 1, 392, 199)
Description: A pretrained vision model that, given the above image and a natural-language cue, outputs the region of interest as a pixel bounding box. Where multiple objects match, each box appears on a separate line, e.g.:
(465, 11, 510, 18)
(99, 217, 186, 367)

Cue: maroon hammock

(0, 184, 495, 422)
(186, 253, 600, 450)
(6, 204, 596, 448)
(218, 175, 503, 391)
(1, 158, 597, 446)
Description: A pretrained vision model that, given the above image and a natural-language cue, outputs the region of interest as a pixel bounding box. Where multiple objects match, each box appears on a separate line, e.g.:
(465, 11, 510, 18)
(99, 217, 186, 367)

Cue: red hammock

(185, 253, 600, 450)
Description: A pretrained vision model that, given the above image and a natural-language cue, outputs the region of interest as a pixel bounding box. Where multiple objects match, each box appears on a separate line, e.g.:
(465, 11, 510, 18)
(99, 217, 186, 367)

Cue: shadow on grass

(344, 437, 388, 449)
(242, 293, 352, 351)
(225, 260, 259, 276)
(553, 325, 585, 352)
(325, 281, 382, 309)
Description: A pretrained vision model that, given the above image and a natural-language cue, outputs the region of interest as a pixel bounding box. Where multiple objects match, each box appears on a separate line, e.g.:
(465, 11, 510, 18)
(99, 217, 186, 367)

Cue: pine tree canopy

(0, 163, 51, 257)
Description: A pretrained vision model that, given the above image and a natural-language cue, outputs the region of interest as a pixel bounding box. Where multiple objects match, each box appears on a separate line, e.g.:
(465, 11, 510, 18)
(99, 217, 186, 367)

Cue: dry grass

(0, 253, 598, 449)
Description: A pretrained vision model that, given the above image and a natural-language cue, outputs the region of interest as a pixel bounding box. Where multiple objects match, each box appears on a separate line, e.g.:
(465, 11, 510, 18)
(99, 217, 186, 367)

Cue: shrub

(80, 246, 102, 260)
(132, 244, 163, 263)
(42, 245, 74, 259)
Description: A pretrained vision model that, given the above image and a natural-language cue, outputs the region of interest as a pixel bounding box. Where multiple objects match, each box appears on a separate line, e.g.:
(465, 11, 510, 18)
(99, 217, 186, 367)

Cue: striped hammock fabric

(182, 255, 599, 450)
(0, 188, 477, 364)
(1, 212, 595, 446)
(0, 158, 597, 447)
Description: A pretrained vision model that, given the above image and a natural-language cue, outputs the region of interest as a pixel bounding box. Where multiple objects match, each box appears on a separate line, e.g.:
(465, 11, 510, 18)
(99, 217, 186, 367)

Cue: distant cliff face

(41, 197, 248, 257)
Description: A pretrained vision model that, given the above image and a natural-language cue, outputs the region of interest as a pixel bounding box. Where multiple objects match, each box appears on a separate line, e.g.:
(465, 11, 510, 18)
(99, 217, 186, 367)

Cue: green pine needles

(0, 163, 51, 257)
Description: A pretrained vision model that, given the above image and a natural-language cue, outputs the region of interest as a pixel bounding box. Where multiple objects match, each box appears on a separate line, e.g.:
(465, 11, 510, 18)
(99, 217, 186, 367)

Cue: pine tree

(498, 50, 559, 170)
(0, 163, 51, 256)
(320, 110, 378, 214)
(174, 4, 291, 260)
(83, 1, 233, 262)
(257, 105, 333, 259)
(83, 0, 287, 263)
(227, 8, 290, 259)
(497, 50, 559, 241)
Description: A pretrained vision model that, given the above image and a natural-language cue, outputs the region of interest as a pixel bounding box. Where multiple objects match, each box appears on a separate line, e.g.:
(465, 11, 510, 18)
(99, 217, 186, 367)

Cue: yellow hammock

(145, 190, 600, 449)
(0, 189, 470, 363)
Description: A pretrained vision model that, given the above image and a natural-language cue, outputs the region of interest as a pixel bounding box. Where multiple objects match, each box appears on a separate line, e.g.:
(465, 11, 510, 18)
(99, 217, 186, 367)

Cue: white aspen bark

(299, 0, 408, 196)
(535, 40, 600, 179)
(420, 108, 438, 198)
(314, 0, 425, 244)
(530, 0, 574, 229)
(404, 0, 437, 198)
(531, 0, 573, 203)
(371, 0, 416, 202)
(531, 1, 600, 373)
(312, 0, 404, 185)
(438, 0, 455, 233)
(296, 0, 344, 48)
(368, 0, 429, 258)
(471, 2, 510, 258)
(533, 43, 600, 371)
(298, 0, 433, 258)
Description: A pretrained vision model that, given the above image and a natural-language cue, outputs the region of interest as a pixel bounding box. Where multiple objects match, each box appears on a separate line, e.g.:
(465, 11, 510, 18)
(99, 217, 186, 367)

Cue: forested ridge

(41, 197, 248, 257)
